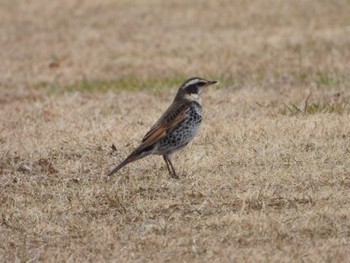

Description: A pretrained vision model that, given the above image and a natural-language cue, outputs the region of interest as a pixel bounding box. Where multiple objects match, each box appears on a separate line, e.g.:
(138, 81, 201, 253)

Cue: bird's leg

(168, 160, 179, 179)
(163, 155, 179, 179)
(163, 155, 172, 175)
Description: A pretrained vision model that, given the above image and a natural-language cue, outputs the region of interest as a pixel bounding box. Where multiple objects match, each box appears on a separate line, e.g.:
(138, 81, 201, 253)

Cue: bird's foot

(170, 173, 179, 180)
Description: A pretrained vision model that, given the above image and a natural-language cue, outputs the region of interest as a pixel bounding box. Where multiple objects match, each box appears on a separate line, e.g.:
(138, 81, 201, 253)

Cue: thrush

(107, 77, 218, 179)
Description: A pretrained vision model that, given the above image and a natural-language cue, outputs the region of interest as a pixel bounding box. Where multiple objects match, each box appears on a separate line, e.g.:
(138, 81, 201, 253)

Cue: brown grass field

(1, 0, 350, 262)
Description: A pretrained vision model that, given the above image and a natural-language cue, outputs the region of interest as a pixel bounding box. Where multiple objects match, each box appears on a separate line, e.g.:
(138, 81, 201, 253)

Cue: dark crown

(180, 77, 217, 93)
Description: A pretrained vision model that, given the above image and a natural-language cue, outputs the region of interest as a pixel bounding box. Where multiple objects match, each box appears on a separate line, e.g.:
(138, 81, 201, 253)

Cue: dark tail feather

(107, 144, 155, 177)
(107, 153, 137, 177)
(107, 159, 129, 177)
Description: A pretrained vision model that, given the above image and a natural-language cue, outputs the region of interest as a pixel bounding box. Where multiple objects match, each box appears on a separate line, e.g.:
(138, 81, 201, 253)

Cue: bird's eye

(187, 84, 198, 94)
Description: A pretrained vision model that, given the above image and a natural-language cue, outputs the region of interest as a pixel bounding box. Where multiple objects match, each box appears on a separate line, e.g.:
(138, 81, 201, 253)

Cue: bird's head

(175, 77, 218, 102)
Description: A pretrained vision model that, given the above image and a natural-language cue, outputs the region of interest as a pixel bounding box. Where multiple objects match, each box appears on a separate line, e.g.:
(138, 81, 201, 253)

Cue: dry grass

(1, 0, 350, 262)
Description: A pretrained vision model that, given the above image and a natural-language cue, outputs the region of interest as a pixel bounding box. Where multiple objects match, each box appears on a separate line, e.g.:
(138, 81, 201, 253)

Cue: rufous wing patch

(140, 102, 188, 149)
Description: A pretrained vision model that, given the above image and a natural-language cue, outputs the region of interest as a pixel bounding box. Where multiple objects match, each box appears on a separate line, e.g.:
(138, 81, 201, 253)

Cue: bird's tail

(107, 159, 129, 177)
(107, 145, 154, 177)
(107, 152, 137, 177)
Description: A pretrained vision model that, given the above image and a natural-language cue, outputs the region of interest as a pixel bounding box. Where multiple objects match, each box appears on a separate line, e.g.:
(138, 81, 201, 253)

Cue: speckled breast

(159, 102, 202, 155)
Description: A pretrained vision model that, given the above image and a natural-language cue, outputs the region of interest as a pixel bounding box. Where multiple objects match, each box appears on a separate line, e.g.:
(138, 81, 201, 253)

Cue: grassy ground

(1, 0, 350, 262)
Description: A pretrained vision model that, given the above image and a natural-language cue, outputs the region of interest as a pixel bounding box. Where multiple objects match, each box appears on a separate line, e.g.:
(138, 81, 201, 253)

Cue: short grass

(1, 0, 350, 262)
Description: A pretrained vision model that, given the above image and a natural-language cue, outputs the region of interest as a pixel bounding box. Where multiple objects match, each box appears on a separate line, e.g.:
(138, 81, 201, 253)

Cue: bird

(107, 77, 218, 179)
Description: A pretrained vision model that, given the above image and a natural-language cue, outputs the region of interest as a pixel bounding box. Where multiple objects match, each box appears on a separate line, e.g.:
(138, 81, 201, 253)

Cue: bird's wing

(107, 101, 189, 176)
(140, 101, 189, 149)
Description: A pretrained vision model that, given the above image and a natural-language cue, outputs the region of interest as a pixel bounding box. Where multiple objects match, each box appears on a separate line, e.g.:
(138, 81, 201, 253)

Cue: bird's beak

(207, 80, 218, 86)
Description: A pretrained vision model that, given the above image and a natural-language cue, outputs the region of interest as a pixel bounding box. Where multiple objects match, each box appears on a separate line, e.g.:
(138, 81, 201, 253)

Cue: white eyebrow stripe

(184, 79, 202, 87)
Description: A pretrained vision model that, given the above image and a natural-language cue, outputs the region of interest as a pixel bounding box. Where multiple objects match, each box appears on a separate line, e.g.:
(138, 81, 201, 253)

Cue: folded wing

(141, 101, 189, 149)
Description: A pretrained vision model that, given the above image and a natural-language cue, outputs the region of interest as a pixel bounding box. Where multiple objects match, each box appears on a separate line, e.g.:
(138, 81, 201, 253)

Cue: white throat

(184, 93, 201, 103)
